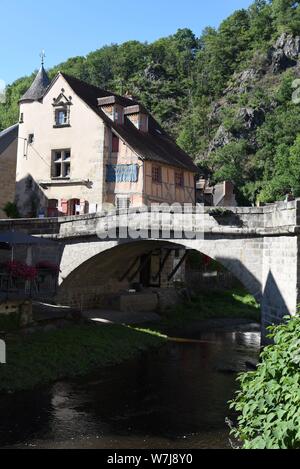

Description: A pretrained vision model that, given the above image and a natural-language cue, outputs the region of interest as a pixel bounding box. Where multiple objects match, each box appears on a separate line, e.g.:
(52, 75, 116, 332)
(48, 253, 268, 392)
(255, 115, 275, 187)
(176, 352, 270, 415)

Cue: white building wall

(16, 75, 106, 217)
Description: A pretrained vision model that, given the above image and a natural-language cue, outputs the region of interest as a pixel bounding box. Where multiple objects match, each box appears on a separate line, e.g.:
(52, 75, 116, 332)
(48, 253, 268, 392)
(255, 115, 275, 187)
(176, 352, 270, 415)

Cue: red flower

(5, 261, 38, 280)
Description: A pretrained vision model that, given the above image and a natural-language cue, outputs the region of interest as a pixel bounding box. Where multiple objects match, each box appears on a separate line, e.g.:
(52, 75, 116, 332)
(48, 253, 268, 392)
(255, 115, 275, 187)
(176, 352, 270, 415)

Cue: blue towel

(106, 164, 139, 183)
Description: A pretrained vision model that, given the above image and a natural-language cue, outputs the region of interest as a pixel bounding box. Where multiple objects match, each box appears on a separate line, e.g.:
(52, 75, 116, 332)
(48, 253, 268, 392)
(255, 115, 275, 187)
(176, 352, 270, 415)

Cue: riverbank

(147, 288, 260, 336)
(0, 323, 166, 394)
(0, 288, 260, 394)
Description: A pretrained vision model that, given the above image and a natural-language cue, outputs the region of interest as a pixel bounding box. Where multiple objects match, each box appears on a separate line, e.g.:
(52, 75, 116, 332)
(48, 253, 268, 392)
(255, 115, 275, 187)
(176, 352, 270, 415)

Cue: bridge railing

(0, 200, 299, 239)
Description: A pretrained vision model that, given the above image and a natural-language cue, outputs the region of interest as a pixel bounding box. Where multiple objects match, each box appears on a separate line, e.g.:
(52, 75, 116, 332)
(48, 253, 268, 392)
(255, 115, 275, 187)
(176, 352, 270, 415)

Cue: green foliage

(212, 140, 250, 186)
(3, 202, 20, 219)
(0, 312, 22, 332)
(208, 208, 234, 217)
(2, 1, 300, 204)
(272, 0, 300, 34)
(0, 324, 166, 393)
(230, 315, 300, 449)
(160, 289, 260, 329)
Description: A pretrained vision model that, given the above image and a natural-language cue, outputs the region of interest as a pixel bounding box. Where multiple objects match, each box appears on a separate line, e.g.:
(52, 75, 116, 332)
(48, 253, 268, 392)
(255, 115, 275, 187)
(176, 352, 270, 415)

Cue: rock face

(208, 108, 265, 153)
(209, 125, 232, 153)
(205, 33, 300, 160)
(270, 33, 300, 73)
(224, 68, 260, 95)
(237, 107, 265, 131)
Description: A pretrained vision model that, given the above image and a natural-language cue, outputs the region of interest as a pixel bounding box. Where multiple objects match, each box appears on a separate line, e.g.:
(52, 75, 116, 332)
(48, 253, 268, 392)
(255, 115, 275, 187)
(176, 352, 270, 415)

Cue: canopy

(0, 231, 55, 246)
(0, 242, 11, 250)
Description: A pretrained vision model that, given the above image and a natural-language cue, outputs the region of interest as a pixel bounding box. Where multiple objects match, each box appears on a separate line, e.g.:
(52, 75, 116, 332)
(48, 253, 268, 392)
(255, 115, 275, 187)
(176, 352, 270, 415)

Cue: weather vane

(40, 50, 46, 66)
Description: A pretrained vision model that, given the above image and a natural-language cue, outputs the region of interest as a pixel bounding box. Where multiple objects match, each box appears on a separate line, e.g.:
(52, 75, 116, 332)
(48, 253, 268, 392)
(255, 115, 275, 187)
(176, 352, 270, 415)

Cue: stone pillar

(261, 235, 299, 341)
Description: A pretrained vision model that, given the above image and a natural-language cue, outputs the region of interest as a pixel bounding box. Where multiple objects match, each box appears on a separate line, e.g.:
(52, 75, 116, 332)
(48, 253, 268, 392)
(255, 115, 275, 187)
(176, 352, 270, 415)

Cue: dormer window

(55, 109, 68, 126)
(124, 105, 149, 132)
(52, 90, 72, 128)
(98, 96, 124, 124)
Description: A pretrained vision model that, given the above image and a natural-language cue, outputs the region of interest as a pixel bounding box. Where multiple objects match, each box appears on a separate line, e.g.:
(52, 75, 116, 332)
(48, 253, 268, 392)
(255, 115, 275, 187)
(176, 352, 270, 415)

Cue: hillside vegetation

(2, 0, 300, 204)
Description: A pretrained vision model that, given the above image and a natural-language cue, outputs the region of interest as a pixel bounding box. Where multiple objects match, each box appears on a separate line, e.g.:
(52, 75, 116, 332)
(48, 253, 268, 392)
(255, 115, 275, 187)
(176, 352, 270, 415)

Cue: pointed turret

(20, 65, 50, 103)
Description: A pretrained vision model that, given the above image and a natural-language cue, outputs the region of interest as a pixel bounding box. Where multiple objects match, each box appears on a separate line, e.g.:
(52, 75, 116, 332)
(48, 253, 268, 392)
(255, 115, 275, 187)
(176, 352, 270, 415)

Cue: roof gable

(0, 124, 18, 155)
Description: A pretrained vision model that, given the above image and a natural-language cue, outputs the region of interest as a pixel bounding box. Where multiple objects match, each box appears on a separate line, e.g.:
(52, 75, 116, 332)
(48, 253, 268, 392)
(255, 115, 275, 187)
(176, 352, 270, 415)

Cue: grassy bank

(159, 288, 260, 330)
(0, 324, 166, 393)
(0, 288, 259, 393)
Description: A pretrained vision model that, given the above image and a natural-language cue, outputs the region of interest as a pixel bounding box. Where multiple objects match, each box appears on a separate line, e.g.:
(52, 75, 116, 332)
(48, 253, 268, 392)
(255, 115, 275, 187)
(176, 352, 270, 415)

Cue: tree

(272, 0, 300, 33)
(230, 315, 300, 449)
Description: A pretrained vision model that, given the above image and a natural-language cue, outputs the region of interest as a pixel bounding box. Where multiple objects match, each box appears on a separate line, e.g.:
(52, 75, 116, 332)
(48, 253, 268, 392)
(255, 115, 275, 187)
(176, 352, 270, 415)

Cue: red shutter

(61, 200, 68, 215)
(112, 134, 120, 153)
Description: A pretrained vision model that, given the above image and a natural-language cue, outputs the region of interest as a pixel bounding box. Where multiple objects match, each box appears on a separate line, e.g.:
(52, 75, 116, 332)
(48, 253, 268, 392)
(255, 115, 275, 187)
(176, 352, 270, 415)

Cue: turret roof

(20, 66, 50, 102)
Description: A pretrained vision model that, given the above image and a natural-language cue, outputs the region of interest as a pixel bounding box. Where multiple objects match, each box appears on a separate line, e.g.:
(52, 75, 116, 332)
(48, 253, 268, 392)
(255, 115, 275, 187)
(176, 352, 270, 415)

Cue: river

(0, 324, 260, 449)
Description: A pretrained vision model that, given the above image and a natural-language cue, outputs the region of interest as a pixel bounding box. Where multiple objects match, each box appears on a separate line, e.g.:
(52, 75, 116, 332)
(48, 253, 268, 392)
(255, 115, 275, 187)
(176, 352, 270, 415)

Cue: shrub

(230, 315, 300, 449)
(3, 202, 20, 219)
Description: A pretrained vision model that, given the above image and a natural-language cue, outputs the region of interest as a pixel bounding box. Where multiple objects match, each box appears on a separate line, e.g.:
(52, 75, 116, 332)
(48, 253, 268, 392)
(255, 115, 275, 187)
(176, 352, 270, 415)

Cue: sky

(0, 0, 253, 85)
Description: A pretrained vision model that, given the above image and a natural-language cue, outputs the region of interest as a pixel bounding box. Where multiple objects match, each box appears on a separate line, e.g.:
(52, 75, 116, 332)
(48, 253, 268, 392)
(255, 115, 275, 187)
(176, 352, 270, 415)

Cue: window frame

(175, 170, 184, 188)
(51, 149, 71, 179)
(112, 133, 120, 153)
(152, 165, 162, 184)
(53, 106, 71, 128)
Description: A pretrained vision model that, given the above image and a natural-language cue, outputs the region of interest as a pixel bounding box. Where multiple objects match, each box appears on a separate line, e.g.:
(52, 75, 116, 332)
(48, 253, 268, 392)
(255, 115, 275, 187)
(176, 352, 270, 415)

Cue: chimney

(124, 105, 149, 132)
(98, 96, 124, 124)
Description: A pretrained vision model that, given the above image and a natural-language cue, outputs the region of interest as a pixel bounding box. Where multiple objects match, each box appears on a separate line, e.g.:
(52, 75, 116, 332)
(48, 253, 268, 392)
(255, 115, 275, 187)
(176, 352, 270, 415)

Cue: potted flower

(5, 261, 38, 281)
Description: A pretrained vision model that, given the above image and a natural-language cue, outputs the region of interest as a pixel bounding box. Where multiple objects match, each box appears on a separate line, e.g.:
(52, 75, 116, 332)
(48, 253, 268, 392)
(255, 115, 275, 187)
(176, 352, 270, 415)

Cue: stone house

(16, 66, 198, 217)
(196, 179, 237, 207)
(0, 124, 18, 218)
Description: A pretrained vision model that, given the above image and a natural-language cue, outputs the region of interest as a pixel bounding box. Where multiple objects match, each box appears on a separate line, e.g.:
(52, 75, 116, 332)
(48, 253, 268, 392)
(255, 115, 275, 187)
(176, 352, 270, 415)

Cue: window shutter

(60, 200, 68, 215)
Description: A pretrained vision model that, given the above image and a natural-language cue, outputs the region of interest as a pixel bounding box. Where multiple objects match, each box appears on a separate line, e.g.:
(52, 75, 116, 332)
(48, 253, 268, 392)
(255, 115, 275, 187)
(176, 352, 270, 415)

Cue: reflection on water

(0, 328, 260, 449)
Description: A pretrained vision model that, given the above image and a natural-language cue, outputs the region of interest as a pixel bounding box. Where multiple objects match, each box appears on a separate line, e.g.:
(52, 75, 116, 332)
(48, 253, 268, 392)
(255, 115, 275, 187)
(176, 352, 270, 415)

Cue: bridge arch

(58, 237, 263, 309)
(1, 200, 298, 339)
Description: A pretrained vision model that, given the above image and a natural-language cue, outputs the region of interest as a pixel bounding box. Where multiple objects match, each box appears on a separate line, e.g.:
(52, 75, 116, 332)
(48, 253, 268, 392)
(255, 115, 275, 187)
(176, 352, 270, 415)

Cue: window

(19, 113, 24, 124)
(112, 133, 120, 153)
(54, 108, 70, 127)
(175, 171, 184, 188)
(52, 150, 71, 179)
(152, 165, 162, 184)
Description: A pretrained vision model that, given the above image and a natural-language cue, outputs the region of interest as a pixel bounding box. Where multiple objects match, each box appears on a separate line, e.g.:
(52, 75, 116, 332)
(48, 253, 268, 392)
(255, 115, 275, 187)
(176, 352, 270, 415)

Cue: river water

(0, 326, 260, 449)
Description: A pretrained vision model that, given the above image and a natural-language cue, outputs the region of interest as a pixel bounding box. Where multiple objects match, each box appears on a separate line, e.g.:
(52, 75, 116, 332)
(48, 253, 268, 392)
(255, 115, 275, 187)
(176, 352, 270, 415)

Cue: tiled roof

(0, 124, 18, 155)
(60, 73, 199, 173)
(20, 66, 50, 102)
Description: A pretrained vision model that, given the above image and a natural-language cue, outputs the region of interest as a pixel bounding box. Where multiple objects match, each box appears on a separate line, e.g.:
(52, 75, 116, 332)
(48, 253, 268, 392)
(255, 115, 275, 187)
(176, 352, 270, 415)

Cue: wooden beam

(168, 252, 188, 282)
(152, 249, 173, 282)
(129, 251, 153, 283)
(118, 256, 140, 282)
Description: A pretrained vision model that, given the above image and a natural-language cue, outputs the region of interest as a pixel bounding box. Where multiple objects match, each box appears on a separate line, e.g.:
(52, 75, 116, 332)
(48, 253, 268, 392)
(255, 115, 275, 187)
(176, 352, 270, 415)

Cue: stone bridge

(1, 200, 300, 336)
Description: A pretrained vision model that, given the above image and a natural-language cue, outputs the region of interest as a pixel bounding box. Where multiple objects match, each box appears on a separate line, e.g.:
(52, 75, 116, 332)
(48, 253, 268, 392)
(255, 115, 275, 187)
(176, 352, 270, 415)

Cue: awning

(0, 231, 55, 246)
